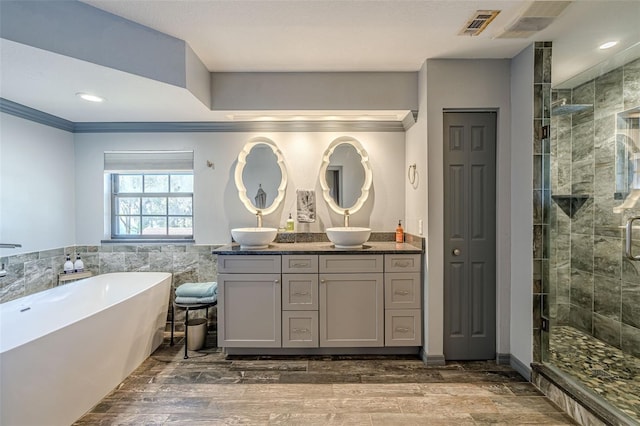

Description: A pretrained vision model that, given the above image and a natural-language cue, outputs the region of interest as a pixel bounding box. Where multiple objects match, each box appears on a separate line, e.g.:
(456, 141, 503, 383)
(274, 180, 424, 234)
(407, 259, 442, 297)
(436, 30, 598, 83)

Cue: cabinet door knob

(274, 279, 280, 284)
(452, 248, 461, 256)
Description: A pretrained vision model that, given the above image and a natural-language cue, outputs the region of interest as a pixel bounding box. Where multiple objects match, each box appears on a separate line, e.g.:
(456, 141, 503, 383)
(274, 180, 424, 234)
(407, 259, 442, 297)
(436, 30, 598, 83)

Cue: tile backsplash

(1, 244, 222, 328)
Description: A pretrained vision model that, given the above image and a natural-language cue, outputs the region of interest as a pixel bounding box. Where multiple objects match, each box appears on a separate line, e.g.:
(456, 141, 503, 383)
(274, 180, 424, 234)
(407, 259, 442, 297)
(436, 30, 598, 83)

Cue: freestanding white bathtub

(0, 272, 172, 426)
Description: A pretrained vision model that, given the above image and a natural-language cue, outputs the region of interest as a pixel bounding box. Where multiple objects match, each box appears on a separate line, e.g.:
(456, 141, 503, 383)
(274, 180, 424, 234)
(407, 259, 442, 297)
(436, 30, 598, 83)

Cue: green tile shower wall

(548, 56, 640, 358)
(0, 244, 223, 326)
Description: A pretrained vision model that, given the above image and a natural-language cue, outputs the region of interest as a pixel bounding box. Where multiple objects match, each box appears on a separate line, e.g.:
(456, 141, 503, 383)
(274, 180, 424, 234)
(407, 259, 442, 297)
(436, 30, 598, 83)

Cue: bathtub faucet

(256, 210, 263, 228)
(0, 243, 22, 248)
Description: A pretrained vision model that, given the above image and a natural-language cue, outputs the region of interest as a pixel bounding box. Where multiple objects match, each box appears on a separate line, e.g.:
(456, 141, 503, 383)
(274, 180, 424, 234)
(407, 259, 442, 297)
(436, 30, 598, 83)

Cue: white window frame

(104, 150, 195, 241)
(110, 172, 194, 240)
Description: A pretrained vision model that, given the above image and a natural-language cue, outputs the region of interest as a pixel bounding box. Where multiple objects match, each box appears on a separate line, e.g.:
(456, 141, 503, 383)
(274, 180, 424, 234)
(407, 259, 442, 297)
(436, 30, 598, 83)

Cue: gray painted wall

(424, 58, 514, 361)
(510, 44, 535, 371)
(210, 72, 418, 111)
(0, 1, 189, 88)
(0, 114, 76, 257)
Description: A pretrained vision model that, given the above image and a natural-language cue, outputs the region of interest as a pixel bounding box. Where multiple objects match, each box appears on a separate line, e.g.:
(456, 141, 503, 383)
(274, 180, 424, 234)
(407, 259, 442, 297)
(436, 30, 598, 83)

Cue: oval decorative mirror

(319, 136, 372, 215)
(234, 137, 287, 215)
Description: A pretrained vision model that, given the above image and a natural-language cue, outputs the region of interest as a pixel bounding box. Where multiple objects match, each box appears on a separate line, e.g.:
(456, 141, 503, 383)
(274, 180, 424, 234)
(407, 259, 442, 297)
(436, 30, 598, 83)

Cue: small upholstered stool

(170, 282, 218, 359)
(170, 301, 217, 359)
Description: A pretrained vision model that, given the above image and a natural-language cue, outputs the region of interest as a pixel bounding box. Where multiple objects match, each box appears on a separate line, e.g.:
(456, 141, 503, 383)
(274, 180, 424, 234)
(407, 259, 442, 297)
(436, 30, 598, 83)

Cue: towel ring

(408, 164, 417, 185)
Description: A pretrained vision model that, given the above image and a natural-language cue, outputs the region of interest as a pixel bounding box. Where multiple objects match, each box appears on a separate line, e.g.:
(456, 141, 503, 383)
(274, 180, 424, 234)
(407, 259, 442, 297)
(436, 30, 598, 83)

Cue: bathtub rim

(0, 271, 173, 354)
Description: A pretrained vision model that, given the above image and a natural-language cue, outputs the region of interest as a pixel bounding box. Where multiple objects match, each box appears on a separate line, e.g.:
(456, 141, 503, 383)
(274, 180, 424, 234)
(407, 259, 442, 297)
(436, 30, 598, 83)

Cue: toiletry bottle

(64, 255, 74, 274)
(74, 253, 84, 272)
(286, 213, 295, 232)
(395, 220, 404, 243)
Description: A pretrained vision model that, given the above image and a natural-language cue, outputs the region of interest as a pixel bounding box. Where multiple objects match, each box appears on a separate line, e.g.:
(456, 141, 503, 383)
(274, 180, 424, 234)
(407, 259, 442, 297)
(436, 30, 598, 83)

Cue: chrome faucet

(256, 210, 263, 228)
(344, 209, 350, 227)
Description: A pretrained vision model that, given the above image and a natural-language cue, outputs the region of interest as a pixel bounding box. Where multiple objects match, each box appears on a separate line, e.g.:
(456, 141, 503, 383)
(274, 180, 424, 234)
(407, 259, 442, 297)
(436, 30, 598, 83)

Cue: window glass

(111, 173, 193, 239)
(144, 175, 169, 193)
(142, 197, 167, 215)
(117, 197, 140, 215)
(168, 197, 192, 215)
(117, 175, 142, 192)
(169, 217, 192, 235)
(142, 217, 167, 235)
(117, 216, 140, 235)
(170, 174, 194, 193)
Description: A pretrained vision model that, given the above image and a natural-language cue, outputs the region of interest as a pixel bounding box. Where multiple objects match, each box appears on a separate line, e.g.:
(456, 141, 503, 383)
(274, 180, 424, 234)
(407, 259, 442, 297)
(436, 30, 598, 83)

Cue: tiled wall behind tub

(0, 244, 223, 328)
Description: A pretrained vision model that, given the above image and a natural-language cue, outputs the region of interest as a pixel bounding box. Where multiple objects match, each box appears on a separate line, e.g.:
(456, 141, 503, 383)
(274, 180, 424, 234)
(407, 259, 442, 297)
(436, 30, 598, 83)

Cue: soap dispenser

(395, 220, 404, 243)
(286, 213, 295, 232)
(74, 253, 84, 272)
(64, 255, 74, 274)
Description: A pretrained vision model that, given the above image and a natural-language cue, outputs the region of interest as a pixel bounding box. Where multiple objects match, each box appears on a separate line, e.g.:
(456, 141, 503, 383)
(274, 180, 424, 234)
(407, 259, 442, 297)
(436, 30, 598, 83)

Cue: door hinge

(541, 316, 549, 332)
(541, 125, 550, 140)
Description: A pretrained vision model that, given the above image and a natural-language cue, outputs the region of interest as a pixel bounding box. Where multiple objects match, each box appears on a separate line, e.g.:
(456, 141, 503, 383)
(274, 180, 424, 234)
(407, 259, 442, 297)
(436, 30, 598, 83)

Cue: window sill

(101, 239, 195, 244)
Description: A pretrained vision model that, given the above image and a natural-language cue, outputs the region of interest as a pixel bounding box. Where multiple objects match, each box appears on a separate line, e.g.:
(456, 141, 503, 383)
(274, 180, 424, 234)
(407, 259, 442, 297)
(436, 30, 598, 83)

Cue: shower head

(551, 98, 593, 116)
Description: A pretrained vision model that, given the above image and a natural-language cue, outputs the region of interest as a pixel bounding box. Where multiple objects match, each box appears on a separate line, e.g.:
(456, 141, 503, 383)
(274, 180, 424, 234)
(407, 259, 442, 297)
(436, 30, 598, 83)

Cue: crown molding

(0, 98, 74, 132)
(1, 98, 414, 133)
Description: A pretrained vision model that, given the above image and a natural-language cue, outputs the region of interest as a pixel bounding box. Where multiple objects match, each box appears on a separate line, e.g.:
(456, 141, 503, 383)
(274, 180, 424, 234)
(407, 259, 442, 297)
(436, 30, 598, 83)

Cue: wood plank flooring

(74, 334, 577, 425)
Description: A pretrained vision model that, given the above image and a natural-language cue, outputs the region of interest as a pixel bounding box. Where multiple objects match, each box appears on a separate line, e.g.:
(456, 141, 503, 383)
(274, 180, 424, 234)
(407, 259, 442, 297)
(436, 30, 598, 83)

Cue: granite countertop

(213, 241, 423, 255)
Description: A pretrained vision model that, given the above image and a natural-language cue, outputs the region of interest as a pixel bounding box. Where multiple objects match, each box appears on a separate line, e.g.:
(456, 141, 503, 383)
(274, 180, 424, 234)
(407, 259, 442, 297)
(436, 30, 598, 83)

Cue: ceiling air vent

(495, 1, 571, 39)
(458, 10, 501, 36)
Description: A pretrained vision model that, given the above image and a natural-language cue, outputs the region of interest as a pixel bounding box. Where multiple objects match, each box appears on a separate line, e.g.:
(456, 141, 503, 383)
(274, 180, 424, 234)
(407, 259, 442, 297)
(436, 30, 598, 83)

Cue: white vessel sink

(326, 227, 372, 249)
(231, 227, 278, 249)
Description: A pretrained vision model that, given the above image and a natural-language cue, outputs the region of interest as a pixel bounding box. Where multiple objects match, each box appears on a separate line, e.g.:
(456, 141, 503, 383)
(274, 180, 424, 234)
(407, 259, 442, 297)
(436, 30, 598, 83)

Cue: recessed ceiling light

(599, 41, 618, 50)
(76, 92, 105, 103)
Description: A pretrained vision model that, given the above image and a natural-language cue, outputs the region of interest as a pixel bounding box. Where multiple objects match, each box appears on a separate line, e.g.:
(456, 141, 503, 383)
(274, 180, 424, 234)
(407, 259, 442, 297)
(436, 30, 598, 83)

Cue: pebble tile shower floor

(549, 325, 640, 422)
(74, 333, 577, 425)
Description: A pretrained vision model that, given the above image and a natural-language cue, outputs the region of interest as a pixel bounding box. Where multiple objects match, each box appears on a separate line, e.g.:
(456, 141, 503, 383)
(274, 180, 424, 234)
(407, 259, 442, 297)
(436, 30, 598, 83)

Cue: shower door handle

(625, 216, 640, 261)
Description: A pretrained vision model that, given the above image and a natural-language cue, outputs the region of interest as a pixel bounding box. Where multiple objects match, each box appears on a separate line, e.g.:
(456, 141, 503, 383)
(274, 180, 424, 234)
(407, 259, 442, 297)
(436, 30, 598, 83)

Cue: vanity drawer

(319, 255, 383, 273)
(282, 274, 318, 310)
(385, 309, 422, 346)
(218, 255, 281, 274)
(282, 255, 318, 273)
(385, 254, 421, 273)
(282, 311, 319, 348)
(384, 272, 421, 309)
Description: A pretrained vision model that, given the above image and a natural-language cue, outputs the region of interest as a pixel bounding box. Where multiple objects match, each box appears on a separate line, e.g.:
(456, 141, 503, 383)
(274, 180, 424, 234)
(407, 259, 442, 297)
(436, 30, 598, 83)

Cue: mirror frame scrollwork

(319, 136, 372, 215)
(234, 137, 288, 216)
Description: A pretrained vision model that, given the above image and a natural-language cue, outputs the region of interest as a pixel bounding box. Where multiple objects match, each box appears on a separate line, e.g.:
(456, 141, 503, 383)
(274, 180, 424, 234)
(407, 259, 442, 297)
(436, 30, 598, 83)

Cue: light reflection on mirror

(326, 144, 365, 208)
(319, 137, 372, 216)
(234, 137, 287, 216)
(243, 145, 281, 210)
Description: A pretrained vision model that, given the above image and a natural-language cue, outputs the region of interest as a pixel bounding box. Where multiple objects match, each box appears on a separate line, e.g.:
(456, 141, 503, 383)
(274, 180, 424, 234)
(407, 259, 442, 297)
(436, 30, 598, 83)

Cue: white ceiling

(83, 0, 541, 72)
(1, 0, 639, 123)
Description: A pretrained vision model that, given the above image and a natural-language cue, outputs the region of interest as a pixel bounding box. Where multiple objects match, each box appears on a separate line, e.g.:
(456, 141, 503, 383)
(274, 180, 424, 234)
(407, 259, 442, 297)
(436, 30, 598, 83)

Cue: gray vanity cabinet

(384, 254, 422, 346)
(216, 251, 423, 352)
(319, 255, 385, 347)
(217, 255, 282, 348)
(282, 255, 319, 347)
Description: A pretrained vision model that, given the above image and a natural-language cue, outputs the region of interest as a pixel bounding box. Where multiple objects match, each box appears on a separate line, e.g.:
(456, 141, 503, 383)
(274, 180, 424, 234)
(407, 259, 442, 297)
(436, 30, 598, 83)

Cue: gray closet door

(443, 111, 497, 360)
